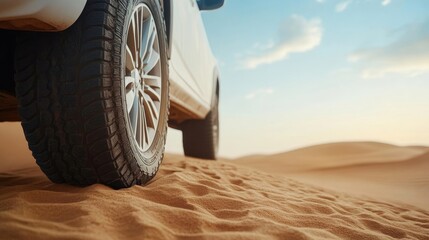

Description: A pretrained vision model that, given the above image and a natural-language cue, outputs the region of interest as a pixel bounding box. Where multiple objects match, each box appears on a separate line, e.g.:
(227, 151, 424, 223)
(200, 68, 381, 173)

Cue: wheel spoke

(136, 10, 141, 53)
(143, 22, 158, 71)
(126, 90, 136, 113)
(142, 104, 149, 146)
(147, 95, 159, 121)
(144, 85, 160, 102)
(131, 15, 139, 68)
(144, 49, 160, 74)
(129, 93, 139, 133)
(125, 76, 135, 89)
(138, 8, 144, 69)
(135, 19, 139, 70)
(144, 94, 159, 123)
(125, 76, 136, 113)
(136, 96, 145, 147)
(143, 74, 161, 88)
(126, 46, 136, 71)
(135, 102, 141, 146)
(147, 21, 157, 54)
(140, 17, 155, 61)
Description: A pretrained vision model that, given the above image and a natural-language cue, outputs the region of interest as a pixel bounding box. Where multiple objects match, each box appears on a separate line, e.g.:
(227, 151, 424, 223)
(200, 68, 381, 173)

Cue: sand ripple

(1, 155, 428, 239)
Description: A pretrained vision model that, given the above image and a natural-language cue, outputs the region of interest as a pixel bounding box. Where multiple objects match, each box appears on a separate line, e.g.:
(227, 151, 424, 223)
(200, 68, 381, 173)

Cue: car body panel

(168, 0, 218, 121)
(0, 0, 86, 31)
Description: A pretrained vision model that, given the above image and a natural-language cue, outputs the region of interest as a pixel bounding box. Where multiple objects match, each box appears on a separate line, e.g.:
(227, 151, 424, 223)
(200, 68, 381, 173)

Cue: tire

(14, 0, 169, 189)
(182, 92, 219, 160)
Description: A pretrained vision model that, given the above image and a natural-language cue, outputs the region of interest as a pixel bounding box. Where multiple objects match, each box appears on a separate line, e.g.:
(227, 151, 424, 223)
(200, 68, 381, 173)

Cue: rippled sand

(1, 147, 429, 239)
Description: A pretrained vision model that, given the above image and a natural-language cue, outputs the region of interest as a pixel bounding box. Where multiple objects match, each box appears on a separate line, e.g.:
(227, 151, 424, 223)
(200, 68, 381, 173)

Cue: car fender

(0, 0, 86, 31)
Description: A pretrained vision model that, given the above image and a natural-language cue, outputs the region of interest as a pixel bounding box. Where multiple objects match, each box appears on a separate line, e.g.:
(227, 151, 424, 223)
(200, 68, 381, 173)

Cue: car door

(193, 0, 216, 102)
(169, 0, 213, 105)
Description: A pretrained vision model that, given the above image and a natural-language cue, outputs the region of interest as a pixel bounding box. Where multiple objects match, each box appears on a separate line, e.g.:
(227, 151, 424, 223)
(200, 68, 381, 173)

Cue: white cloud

(381, 0, 391, 6)
(336, 0, 391, 12)
(243, 15, 322, 69)
(315, 0, 325, 3)
(245, 88, 274, 100)
(349, 20, 429, 79)
(336, 0, 352, 12)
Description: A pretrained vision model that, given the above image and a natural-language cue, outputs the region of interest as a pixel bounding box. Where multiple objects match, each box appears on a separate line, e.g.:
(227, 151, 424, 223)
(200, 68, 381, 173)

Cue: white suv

(0, 0, 223, 188)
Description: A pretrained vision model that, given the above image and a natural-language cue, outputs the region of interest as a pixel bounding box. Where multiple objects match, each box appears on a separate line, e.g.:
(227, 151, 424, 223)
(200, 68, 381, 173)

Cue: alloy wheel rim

(124, 4, 162, 152)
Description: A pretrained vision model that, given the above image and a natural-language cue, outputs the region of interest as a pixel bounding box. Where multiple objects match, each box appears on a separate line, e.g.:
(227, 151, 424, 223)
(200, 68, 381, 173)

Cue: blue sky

(166, 0, 429, 157)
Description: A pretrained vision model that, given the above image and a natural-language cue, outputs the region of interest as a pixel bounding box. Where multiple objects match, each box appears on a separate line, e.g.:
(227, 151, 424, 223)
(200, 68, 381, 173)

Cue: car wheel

(14, 0, 169, 188)
(182, 90, 219, 160)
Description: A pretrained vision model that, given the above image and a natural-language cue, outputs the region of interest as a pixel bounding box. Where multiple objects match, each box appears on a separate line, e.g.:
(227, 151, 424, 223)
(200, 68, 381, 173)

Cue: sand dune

(1, 149, 429, 239)
(235, 142, 428, 172)
(234, 142, 429, 211)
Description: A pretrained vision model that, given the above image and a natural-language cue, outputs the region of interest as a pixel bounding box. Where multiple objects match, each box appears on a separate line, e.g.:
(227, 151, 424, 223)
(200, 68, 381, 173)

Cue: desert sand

(1, 124, 429, 239)
(235, 142, 429, 211)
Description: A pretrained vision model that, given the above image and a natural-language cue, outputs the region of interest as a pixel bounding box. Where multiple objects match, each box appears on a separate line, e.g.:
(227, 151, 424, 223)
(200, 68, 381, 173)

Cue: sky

(166, 0, 429, 158)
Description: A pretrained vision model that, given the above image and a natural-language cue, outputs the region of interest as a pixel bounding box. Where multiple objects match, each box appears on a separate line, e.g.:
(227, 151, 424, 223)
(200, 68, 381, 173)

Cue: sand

(1, 135, 429, 239)
(234, 142, 429, 211)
